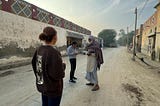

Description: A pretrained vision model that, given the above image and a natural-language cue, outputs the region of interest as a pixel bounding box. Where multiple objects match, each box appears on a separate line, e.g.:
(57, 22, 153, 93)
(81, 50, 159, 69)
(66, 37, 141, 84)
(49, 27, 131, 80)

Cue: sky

(25, 0, 158, 36)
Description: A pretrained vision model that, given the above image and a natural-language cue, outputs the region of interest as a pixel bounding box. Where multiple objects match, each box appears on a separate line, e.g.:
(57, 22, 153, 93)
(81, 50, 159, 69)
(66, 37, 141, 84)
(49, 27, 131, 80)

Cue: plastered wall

(0, 10, 67, 58)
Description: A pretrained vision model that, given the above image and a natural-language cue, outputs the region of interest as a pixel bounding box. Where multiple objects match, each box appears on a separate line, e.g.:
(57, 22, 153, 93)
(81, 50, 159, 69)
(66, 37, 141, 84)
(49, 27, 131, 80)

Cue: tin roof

(67, 31, 84, 39)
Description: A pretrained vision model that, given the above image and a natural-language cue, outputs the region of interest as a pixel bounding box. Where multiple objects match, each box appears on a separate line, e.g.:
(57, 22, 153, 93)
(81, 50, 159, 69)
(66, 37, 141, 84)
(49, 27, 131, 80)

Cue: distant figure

(67, 41, 78, 83)
(128, 43, 133, 51)
(86, 36, 104, 91)
(32, 26, 66, 106)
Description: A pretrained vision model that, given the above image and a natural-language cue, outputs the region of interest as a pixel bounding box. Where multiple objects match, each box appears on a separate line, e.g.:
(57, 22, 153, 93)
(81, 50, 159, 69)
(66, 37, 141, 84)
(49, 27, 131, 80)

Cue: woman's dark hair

(39, 26, 57, 42)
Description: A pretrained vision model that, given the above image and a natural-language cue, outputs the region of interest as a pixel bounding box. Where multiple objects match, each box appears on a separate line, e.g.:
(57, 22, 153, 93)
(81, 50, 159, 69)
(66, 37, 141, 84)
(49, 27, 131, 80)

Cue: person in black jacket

(32, 26, 66, 106)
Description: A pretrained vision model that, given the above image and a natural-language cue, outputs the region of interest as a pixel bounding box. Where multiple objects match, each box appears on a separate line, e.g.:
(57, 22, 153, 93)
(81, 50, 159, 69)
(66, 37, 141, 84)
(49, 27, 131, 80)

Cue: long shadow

(135, 55, 151, 66)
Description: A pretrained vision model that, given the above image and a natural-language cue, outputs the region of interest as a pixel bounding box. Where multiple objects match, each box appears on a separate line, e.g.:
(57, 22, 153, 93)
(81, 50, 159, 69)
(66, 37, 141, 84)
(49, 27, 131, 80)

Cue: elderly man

(85, 36, 104, 91)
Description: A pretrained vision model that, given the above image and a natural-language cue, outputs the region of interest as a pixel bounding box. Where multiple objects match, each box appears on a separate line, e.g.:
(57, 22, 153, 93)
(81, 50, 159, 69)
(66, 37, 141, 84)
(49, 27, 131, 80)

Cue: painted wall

(0, 10, 89, 59)
(0, 10, 69, 58)
(0, 0, 91, 59)
(0, 0, 91, 35)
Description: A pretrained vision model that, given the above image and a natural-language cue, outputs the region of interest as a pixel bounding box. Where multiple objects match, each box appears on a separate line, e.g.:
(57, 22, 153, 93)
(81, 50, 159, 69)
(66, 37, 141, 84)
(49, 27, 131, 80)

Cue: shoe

(73, 77, 77, 80)
(69, 80, 76, 83)
(91, 85, 100, 91)
(86, 83, 94, 86)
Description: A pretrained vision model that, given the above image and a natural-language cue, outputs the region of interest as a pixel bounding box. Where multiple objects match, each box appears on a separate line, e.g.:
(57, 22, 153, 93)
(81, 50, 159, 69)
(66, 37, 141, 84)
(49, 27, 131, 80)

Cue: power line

(128, 0, 150, 30)
(128, 23, 134, 29)
(138, 0, 149, 18)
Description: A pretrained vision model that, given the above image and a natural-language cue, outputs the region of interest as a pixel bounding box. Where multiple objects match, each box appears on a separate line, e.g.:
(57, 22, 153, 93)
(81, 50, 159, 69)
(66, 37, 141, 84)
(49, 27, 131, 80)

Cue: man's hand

(75, 51, 78, 55)
(75, 53, 78, 55)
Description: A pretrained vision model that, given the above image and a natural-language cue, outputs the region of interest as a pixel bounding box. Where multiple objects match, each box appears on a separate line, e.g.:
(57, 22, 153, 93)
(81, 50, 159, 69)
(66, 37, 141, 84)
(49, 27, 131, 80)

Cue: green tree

(117, 29, 127, 46)
(128, 31, 135, 45)
(98, 29, 117, 47)
(117, 29, 134, 46)
(119, 29, 126, 36)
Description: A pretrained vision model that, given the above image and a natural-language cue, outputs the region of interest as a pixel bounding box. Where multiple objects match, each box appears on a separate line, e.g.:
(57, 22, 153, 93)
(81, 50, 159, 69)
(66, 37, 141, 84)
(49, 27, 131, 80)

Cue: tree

(119, 29, 126, 36)
(117, 29, 127, 46)
(117, 29, 134, 46)
(98, 29, 117, 47)
(128, 31, 135, 45)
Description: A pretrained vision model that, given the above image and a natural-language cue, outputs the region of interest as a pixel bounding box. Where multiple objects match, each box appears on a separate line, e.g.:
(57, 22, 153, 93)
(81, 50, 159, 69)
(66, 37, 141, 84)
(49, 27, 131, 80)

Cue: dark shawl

(87, 38, 104, 69)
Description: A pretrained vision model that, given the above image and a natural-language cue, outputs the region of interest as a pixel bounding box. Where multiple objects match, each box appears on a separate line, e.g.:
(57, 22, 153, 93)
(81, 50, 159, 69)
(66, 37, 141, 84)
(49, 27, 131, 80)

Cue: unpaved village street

(0, 47, 160, 106)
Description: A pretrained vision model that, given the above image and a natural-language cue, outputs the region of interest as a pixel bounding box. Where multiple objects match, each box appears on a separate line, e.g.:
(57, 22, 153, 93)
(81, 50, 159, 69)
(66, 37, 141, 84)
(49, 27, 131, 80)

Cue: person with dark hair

(32, 26, 66, 106)
(67, 41, 78, 83)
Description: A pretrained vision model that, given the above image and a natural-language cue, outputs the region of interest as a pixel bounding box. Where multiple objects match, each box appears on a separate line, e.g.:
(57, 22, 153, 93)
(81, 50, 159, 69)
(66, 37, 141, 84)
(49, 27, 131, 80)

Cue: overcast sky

(25, 0, 158, 36)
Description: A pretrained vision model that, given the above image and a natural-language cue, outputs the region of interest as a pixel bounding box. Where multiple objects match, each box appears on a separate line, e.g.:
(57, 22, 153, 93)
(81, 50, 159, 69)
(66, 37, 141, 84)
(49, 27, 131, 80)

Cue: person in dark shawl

(85, 36, 104, 91)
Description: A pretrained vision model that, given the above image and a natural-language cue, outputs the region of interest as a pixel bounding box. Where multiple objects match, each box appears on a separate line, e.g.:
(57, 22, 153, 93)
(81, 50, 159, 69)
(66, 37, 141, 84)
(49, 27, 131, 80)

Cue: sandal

(92, 84, 100, 91)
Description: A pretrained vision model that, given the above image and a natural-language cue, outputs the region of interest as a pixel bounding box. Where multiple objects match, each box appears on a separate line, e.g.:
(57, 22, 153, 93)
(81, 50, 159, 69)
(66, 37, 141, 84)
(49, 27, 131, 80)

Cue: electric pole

(127, 26, 129, 49)
(132, 8, 137, 61)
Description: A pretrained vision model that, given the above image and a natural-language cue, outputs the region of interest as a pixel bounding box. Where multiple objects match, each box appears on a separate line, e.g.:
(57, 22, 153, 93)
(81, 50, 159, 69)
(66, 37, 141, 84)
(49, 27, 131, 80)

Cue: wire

(128, 0, 150, 30)
(129, 23, 134, 29)
(138, 0, 149, 18)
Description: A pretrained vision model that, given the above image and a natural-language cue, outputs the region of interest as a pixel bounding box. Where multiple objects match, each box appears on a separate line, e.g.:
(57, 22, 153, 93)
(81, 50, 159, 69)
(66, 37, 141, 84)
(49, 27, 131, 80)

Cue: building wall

(155, 4, 160, 61)
(0, 0, 90, 58)
(136, 25, 143, 52)
(0, 0, 91, 35)
(141, 26, 150, 55)
(0, 10, 68, 58)
(141, 11, 157, 57)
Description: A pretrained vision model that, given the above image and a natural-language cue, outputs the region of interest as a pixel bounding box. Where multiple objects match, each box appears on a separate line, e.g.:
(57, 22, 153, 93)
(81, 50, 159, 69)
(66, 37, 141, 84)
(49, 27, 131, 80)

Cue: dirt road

(0, 47, 160, 106)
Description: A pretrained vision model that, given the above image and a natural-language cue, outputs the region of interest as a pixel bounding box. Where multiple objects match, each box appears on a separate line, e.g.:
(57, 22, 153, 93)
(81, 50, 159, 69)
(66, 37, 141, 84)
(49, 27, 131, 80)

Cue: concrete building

(0, 0, 91, 58)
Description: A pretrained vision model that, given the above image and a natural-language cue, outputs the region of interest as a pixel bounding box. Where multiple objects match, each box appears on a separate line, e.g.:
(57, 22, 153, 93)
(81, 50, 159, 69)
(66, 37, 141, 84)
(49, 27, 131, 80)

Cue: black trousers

(69, 58, 76, 80)
(42, 94, 62, 106)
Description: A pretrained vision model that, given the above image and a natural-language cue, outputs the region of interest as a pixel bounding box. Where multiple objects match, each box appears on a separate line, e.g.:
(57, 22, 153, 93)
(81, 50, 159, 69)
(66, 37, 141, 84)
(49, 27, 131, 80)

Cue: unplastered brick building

(139, 0, 160, 61)
(141, 11, 157, 60)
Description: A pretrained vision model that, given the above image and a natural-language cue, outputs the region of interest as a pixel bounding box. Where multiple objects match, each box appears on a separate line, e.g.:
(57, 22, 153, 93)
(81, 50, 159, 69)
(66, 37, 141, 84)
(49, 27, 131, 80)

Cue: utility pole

(127, 27, 129, 49)
(132, 8, 137, 61)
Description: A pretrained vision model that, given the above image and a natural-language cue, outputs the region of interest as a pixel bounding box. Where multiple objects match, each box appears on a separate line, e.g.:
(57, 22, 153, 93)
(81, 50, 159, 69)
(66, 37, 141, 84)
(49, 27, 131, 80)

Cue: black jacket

(32, 45, 65, 97)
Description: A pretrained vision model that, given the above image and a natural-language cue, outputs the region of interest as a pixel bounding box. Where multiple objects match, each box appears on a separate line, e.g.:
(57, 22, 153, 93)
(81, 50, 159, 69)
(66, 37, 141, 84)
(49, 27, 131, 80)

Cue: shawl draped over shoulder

(86, 36, 104, 69)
